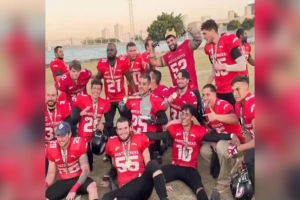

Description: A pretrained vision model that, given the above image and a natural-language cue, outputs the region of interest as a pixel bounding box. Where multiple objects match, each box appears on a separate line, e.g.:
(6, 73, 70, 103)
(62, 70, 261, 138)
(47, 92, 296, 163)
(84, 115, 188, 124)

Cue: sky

(46, 0, 254, 40)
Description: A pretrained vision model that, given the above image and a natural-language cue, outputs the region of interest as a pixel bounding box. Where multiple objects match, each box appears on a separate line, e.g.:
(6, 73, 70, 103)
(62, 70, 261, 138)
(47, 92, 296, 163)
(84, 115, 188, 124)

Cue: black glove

(146, 115, 156, 124)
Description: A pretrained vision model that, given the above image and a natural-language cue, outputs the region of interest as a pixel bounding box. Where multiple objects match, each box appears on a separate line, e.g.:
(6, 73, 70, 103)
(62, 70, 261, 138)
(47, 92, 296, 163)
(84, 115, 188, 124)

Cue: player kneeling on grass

(145, 104, 240, 200)
(101, 117, 169, 200)
(45, 122, 98, 200)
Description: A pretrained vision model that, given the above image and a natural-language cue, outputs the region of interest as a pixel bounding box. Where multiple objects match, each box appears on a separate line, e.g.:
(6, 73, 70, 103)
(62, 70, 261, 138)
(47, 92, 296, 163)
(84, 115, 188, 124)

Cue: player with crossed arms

(49, 46, 69, 101)
(101, 117, 169, 200)
(228, 75, 255, 192)
(145, 104, 239, 200)
(45, 86, 72, 173)
(148, 27, 205, 125)
(72, 79, 111, 171)
(45, 122, 98, 200)
(119, 74, 168, 162)
(202, 19, 246, 107)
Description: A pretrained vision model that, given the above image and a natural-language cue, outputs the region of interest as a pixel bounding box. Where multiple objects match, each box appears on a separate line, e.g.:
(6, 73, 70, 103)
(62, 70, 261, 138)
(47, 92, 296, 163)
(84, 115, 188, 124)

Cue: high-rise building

(114, 23, 123, 42)
(102, 28, 110, 39)
(228, 10, 235, 19)
(244, 5, 252, 17)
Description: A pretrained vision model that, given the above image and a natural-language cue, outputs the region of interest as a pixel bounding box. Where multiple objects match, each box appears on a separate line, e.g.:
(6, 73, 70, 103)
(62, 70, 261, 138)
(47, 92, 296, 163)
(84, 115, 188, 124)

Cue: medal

(125, 160, 131, 169)
(171, 92, 178, 99)
(94, 119, 98, 125)
(109, 61, 117, 86)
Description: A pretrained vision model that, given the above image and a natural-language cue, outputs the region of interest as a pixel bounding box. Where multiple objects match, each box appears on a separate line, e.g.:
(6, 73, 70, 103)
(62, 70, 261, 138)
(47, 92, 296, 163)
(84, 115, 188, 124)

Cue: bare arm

(187, 28, 203, 50)
(207, 56, 215, 83)
(248, 54, 255, 66)
(45, 160, 57, 187)
(77, 153, 90, 184)
(215, 113, 239, 124)
(224, 47, 246, 72)
(237, 138, 255, 152)
(95, 71, 103, 80)
(148, 41, 166, 67)
(125, 71, 136, 93)
(142, 148, 151, 166)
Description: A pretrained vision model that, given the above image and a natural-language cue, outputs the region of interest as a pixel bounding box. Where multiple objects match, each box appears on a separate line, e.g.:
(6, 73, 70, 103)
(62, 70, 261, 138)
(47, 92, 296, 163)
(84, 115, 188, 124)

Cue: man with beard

(148, 28, 205, 125)
(118, 74, 168, 162)
(49, 46, 69, 101)
(101, 117, 169, 200)
(96, 43, 136, 161)
(202, 19, 246, 107)
(71, 79, 111, 171)
(55, 60, 93, 107)
(45, 86, 72, 173)
(236, 28, 255, 77)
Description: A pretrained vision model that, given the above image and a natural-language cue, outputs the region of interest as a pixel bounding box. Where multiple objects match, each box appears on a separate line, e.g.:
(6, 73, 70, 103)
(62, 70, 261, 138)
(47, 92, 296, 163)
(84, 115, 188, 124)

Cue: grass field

(46, 47, 254, 200)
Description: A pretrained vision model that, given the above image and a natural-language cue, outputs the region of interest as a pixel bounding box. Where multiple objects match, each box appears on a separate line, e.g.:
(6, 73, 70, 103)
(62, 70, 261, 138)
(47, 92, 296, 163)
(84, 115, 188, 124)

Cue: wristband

(70, 182, 81, 193)
(45, 181, 49, 188)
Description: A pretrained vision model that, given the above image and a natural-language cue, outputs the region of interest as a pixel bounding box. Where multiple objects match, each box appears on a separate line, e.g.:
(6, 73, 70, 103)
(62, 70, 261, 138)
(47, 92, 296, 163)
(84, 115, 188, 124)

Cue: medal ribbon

(61, 149, 69, 173)
(122, 140, 131, 161)
(47, 108, 57, 128)
(240, 104, 246, 135)
(210, 38, 220, 65)
(109, 61, 118, 84)
(93, 101, 98, 126)
(183, 131, 189, 158)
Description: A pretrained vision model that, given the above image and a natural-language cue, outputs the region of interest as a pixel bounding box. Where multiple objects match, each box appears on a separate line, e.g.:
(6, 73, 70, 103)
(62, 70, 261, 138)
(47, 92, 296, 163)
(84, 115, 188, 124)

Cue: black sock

(196, 188, 208, 200)
(153, 174, 168, 200)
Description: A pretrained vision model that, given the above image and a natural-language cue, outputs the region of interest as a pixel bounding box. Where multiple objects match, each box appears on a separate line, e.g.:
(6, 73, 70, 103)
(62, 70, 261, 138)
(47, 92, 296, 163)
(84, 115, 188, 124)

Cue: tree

(227, 20, 241, 31)
(241, 17, 254, 30)
(147, 12, 184, 41)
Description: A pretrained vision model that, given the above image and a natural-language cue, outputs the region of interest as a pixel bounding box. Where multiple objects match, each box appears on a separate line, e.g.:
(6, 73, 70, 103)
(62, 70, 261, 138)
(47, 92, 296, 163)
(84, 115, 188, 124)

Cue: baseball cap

(177, 69, 190, 79)
(55, 122, 71, 136)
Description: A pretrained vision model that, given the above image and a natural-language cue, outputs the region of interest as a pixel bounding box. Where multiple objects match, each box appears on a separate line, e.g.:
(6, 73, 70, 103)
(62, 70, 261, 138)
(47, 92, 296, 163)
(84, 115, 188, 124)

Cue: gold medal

(93, 119, 98, 125)
(171, 92, 177, 99)
(125, 160, 131, 169)
(184, 148, 189, 158)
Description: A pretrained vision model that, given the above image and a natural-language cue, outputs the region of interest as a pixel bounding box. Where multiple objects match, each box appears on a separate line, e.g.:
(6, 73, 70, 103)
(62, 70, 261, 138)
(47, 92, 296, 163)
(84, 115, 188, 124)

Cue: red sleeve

(225, 34, 240, 52)
(139, 134, 150, 152)
(126, 99, 133, 110)
(50, 61, 61, 76)
(152, 96, 165, 113)
(62, 101, 71, 118)
(167, 124, 176, 138)
(77, 137, 88, 155)
(162, 52, 169, 65)
(82, 68, 92, 79)
(248, 43, 252, 53)
(189, 91, 198, 108)
(204, 44, 210, 55)
(105, 138, 114, 157)
(164, 87, 174, 98)
(221, 101, 235, 114)
(245, 100, 255, 121)
(56, 75, 67, 91)
(45, 142, 57, 162)
(96, 60, 103, 73)
(160, 85, 170, 98)
(103, 99, 111, 113)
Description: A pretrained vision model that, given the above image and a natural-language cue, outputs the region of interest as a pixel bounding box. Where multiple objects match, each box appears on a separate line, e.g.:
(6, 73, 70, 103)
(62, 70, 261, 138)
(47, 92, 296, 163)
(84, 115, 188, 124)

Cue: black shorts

(103, 170, 154, 200)
(45, 177, 94, 200)
(217, 92, 236, 107)
(161, 164, 203, 194)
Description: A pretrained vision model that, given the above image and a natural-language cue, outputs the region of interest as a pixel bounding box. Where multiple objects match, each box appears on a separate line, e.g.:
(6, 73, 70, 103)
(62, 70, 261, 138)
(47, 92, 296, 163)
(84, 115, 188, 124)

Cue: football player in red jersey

(119, 74, 168, 162)
(201, 84, 244, 199)
(148, 27, 205, 124)
(236, 28, 255, 77)
(145, 104, 239, 200)
(56, 60, 93, 107)
(49, 46, 69, 101)
(96, 43, 136, 138)
(142, 38, 157, 71)
(72, 79, 111, 171)
(229, 75, 255, 191)
(149, 69, 169, 99)
(45, 122, 98, 200)
(102, 117, 169, 200)
(125, 42, 148, 95)
(202, 19, 246, 107)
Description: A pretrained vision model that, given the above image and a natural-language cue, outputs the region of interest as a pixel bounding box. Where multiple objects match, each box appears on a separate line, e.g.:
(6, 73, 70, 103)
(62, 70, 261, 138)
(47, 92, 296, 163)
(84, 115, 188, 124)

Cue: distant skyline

(46, 0, 254, 40)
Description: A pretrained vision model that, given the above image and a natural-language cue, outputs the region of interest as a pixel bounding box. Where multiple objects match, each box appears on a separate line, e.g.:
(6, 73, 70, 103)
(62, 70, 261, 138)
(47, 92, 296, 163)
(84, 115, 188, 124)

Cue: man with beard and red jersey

(201, 83, 244, 200)
(96, 43, 136, 138)
(56, 60, 93, 107)
(229, 75, 255, 192)
(118, 74, 168, 162)
(49, 46, 69, 101)
(45, 122, 99, 200)
(148, 28, 205, 125)
(202, 19, 246, 107)
(236, 28, 255, 77)
(142, 38, 157, 71)
(125, 42, 149, 95)
(101, 117, 169, 200)
(149, 69, 169, 99)
(145, 104, 239, 200)
(45, 86, 73, 173)
(72, 79, 111, 171)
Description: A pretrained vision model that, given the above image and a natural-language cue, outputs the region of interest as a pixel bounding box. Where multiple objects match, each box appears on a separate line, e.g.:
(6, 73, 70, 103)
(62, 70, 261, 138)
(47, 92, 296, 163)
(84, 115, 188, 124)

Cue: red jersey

(239, 42, 252, 76)
(167, 86, 198, 120)
(49, 58, 69, 84)
(45, 101, 71, 145)
(124, 55, 146, 95)
(97, 57, 130, 102)
(46, 137, 88, 180)
(142, 51, 157, 70)
(126, 94, 165, 137)
(152, 84, 169, 98)
(55, 68, 92, 107)
(205, 99, 244, 143)
(168, 124, 207, 169)
(204, 33, 241, 93)
(162, 40, 199, 91)
(74, 94, 111, 142)
(235, 93, 255, 138)
(106, 133, 150, 187)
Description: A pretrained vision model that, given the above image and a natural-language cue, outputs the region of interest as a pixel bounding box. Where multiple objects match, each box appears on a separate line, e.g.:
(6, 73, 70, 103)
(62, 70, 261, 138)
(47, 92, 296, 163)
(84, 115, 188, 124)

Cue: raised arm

(186, 28, 203, 50)
(148, 41, 166, 68)
(124, 71, 136, 94)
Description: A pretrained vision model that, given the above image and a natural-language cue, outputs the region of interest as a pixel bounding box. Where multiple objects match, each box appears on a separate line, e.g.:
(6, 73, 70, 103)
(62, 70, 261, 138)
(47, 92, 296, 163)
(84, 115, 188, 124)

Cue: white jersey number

(214, 57, 229, 76)
(169, 59, 187, 79)
(132, 115, 148, 133)
(45, 127, 55, 141)
(115, 155, 139, 173)
(107, 79, 121, 93)
(83, 116, 94, 132)
(176, 144, 193, 162)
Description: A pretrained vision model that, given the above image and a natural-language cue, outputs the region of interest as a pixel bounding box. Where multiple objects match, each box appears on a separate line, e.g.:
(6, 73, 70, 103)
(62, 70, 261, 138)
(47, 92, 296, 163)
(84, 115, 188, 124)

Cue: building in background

(102, 28, 110, 39)
(114, 23, 123, 42)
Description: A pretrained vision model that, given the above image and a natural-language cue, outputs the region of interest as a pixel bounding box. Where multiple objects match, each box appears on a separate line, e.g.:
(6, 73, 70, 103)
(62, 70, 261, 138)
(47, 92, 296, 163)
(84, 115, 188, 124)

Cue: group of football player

(45, 19, 255, 200)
